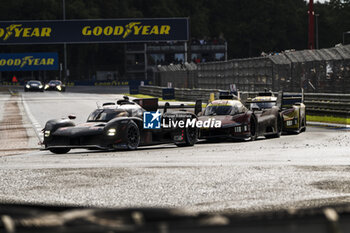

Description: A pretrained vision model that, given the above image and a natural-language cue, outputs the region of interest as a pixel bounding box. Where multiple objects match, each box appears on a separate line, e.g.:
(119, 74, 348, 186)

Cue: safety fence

(139, 85, 219, 102)
(0, 80, 152, 87)
(139, 85, 350, 124)
(156, 45, 350, 93)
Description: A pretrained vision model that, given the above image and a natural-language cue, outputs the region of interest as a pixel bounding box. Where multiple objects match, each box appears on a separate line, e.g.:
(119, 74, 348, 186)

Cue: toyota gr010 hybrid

(42, 97, 199, 154)
(24, 80, 44, 92)
(197, 92, 282, 141)
(44, 80, 66, 92)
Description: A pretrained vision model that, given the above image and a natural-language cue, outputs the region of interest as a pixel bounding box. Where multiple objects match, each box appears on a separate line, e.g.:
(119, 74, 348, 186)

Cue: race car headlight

(44, 84, 49, 89)
(26, 84, 30, 88)
(107, 128, 116, 136)
(44, 130, 50, 137)
(57, 86, 62, 91)
(39, 85, 43, 88)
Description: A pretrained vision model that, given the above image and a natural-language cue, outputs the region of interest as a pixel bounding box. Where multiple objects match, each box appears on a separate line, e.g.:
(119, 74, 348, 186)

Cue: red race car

(197, 92, 282, 141)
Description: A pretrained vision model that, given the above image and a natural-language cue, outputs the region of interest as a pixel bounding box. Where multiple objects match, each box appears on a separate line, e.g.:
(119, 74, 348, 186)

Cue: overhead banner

(0, 18, 189, 44)
(0, 53, 59, 71)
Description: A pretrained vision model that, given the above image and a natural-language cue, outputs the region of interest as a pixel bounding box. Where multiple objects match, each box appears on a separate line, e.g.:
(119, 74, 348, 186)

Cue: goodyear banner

(0, 53, 58, 71)
(0, 18, 189, 44)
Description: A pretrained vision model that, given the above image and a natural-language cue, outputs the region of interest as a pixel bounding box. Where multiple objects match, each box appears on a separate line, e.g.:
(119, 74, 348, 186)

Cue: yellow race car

(280, 93, 306, 134)
(245, 91, 306, 134)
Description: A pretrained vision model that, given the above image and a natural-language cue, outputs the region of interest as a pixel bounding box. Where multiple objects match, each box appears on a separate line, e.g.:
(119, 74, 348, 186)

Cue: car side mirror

(68, 115, 76, 120)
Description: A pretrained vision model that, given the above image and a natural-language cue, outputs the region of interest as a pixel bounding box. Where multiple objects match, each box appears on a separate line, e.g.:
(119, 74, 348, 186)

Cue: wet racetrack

(0, 87, 349, 213)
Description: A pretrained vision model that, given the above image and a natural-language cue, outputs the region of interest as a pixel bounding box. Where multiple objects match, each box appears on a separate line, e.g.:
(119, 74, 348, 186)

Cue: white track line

(21, 95, 43, 142)
(307, 121, 350, 128)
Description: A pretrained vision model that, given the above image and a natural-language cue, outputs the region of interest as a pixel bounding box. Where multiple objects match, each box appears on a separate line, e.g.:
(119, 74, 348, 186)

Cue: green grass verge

(307, 115, 350, 125)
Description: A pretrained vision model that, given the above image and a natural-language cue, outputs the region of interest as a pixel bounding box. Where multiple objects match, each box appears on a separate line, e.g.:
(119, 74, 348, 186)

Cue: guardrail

(139, 86, 220, 102)
(139, 85, 350, 125)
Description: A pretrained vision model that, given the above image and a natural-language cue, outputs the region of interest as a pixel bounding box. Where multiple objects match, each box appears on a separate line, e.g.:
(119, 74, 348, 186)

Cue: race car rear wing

(218, 90, 239, 100)
(280, 89, 305, 109)
(162, 100, 202, 115)
(133, 98, 159, 111)
(240, 91, 283, 110)
(133, 98, 202, 115)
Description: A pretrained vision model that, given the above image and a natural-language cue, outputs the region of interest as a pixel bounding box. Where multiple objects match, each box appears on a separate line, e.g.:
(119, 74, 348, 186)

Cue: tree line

(0, 0, 349, 80)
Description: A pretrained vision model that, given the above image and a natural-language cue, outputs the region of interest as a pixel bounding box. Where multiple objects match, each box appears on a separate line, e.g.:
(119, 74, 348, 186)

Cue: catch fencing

(155, 45, 350, 93)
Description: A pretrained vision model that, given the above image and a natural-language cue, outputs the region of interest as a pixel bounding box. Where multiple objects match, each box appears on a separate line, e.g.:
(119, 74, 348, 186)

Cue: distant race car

(24, 80, 44, 92)
(280, 93, 306, 133)
(42, 96, 199, 154)
(45, 80, 66, 92)
(197, 92, 282, 141)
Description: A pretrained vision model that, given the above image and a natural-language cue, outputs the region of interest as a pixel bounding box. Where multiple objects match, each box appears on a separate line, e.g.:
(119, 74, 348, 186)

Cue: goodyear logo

(0, 53, 58, 71)
(0, 24, 51, 41)
(81, 22, 171, 38)
(0, 56, 55, 67)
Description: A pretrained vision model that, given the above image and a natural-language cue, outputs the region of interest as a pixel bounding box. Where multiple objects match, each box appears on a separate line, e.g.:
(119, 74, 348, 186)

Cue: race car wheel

(250, 117, 257, 141)
(49, 148, 71, 154)
(126, 121, 140, 150)
(266, 116, 282, 139)
(176, 127, 198, 147)
(300, 117, 306, 132)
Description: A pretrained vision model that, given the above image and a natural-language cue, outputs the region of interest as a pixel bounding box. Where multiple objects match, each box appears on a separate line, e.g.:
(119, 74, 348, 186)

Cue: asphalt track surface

(0, 88, 350, 214)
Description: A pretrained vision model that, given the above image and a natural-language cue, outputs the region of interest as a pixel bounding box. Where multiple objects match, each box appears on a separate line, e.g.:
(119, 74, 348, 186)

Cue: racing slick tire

(175, 127, 198, 147)
(49, 148, 71, 154)
(265, 116, 282, 139)
(300, 116, 306, 132)
(295, 111, 302, 134)
(250, 117, 258, 141)
(125, 121, 140, 150)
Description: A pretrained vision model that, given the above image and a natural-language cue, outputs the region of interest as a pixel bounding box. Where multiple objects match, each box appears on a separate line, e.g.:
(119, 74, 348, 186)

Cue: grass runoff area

(307, 115, 350, 125)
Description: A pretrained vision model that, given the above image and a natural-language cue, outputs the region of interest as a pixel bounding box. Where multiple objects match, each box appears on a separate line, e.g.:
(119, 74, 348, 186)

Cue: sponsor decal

(0, 24, 52, 41)
(0, 53, 58, 71)
(0, 18, 188, 44)
(0, 56, 54, 68)
(81, 22, 171, 38)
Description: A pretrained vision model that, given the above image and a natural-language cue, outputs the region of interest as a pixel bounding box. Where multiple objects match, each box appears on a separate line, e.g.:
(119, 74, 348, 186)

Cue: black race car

(246, 92, 283, 139)
(24, 80, 44, 92)
(44, 80, 66, 92)
(42, 97, 199, 154)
